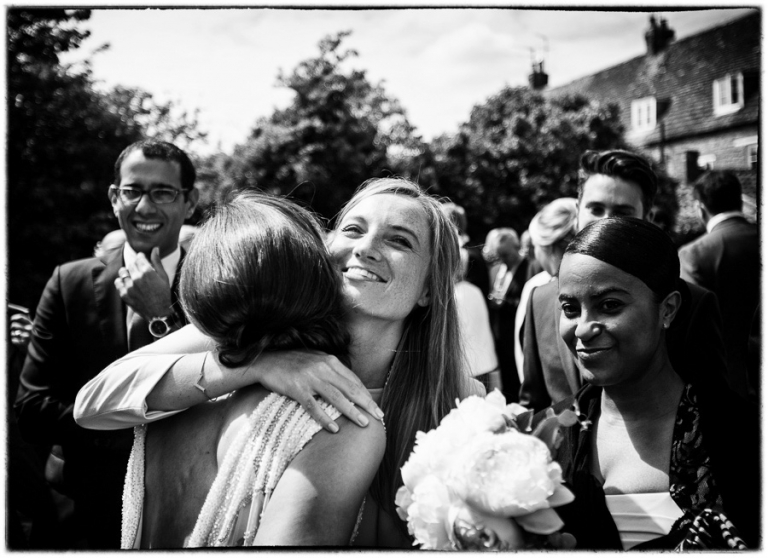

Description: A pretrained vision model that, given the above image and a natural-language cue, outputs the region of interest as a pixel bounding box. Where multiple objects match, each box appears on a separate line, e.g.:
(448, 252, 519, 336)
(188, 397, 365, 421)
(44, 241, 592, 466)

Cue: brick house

(541, 12, 760, 233)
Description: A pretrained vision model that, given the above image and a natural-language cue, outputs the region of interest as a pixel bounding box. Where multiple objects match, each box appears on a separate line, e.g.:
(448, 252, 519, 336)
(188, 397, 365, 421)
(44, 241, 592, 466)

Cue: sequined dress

(121, 393, 360, 548)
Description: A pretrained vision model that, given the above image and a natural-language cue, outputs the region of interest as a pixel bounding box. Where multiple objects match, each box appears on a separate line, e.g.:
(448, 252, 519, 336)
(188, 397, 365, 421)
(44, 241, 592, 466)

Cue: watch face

(149, 318, 170, 337)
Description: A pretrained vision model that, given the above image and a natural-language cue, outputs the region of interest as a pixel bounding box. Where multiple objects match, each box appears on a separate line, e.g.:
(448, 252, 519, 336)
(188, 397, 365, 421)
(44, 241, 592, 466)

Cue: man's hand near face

(114, 247, 174, 320)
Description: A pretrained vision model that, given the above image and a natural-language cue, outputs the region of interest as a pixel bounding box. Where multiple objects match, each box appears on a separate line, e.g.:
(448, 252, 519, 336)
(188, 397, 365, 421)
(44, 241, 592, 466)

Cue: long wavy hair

(332, 177, 469, 533)
(179, 191, 349, 366)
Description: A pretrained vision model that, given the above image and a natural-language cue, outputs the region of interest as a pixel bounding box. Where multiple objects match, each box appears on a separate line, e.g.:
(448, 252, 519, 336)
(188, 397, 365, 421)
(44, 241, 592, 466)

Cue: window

(698, 154, 716, 170)
(713, 73, 744, 116)
(747, 144, 758, 170)
(630, 98, 657, 132)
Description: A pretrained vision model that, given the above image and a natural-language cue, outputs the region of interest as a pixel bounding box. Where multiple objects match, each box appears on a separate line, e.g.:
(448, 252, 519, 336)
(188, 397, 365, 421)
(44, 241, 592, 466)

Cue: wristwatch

(148, 315, 174, 338)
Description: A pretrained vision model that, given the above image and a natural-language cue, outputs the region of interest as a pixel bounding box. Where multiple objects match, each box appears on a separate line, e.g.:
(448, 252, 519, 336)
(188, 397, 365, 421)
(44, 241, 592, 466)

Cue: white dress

(514, 271, 552, 380)
(121, 393, 356, 548)
(455, 281, 498, 377)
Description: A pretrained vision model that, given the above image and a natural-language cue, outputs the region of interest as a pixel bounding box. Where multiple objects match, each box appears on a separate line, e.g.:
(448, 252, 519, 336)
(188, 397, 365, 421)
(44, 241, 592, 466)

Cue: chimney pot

(645, 15, 675, 55)
(529, 60, 548, 90)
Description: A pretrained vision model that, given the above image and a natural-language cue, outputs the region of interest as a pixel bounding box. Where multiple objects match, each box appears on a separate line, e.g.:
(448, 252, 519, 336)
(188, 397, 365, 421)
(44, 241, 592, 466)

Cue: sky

(57, 3, 758, 155)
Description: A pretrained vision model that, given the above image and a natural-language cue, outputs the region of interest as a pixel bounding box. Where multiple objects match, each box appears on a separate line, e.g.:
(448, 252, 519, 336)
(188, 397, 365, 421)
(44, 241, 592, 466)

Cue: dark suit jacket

(464, 246, 490, 299)
(14, 246, 186, 547)
(520, 277, 729, 412)
(679, 216, 759, 400)
(487, 258, 541, 401)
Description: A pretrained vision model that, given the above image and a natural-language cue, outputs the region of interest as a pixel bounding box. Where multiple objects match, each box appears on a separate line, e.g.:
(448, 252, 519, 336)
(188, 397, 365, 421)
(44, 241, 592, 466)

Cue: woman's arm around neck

(74, 324, 383, 432)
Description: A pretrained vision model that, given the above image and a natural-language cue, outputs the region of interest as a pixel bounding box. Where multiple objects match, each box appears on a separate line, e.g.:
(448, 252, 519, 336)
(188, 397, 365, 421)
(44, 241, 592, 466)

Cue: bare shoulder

(252, 407, 386, 545)
(290, 409, 386, 492)
(318, 409, 387, 460)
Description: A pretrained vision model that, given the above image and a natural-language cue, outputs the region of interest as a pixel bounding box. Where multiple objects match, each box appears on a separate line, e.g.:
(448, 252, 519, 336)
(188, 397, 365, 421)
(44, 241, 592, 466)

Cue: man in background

(15, 139, 198, 548)
(484, 228, 539, 402)
(679, 171, 759, 402)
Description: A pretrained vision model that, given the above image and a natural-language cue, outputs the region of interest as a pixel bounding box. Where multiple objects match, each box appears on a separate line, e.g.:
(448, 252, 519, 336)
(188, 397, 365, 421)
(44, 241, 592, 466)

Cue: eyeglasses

(110, 186, 188, 205)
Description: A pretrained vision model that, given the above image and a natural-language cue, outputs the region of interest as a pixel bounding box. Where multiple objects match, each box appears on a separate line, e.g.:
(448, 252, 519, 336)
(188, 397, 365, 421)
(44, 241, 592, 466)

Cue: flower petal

(515, 508, 564, 535)
(395, 486, 413, 521)
(547, 484, 575, 507)
(505, 402, 528, 417)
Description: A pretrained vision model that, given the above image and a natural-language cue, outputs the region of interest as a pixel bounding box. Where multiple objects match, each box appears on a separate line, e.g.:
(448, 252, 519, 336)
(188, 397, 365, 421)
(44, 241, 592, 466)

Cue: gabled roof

(545, 12, 760, 144)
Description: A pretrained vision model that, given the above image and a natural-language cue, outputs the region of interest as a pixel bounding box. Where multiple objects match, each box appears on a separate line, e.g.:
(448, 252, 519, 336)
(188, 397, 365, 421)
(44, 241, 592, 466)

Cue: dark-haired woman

(76, 179, 481, 547)
(543, 217, 758, 550)
(117, 192, 384, 547)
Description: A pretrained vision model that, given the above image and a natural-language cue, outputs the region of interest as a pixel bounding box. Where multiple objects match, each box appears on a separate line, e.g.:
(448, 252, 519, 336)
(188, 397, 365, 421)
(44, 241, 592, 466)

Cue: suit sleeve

(518, 286, 552, 412)
(14, 266, 81, 446)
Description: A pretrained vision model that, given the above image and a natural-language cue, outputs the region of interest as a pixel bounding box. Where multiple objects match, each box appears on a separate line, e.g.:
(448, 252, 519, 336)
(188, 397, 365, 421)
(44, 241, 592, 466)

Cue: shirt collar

(706, 211, 744, 233)
(122, 243, 181, 287)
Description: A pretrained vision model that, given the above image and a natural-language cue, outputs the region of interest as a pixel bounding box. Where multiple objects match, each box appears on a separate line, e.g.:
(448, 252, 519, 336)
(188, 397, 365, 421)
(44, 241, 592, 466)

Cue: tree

(8, 9, 206, 308)
(427, 87, 677, 243)
(104, 86, 208, 152)
(216, 31, 424, 221)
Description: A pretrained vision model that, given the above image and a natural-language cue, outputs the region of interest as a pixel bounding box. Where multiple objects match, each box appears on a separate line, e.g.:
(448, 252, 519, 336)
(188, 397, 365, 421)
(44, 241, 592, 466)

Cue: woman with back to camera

(118, 191, 384, 548)
(514, 197, 578, 386)
(539, 217, 758, 550)
(76, 178, 482, 547)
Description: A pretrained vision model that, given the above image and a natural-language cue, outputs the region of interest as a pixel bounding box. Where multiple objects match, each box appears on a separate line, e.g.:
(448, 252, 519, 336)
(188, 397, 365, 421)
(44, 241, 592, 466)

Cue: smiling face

(558, 253, 677, 388)
(329, 193, 432, 323)
(109, 150, 198, 257)
(577, 174, 645, 231)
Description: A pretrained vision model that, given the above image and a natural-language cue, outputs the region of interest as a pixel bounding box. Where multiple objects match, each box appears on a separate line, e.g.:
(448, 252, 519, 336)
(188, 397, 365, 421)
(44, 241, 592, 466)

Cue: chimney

(645, 15, 675, 55)
(528, 60, 548, 90)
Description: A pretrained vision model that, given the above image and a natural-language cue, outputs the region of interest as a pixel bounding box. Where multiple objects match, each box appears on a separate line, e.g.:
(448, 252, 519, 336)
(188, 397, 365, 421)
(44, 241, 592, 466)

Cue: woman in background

(440, 202, 500, 391)
(548, 217, 758, 550)
(515, 198, 578, 395)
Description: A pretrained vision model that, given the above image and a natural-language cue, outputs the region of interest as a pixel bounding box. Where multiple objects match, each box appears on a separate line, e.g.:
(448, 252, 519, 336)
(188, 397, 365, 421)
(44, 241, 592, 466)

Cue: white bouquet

(395, 390, 578, 550)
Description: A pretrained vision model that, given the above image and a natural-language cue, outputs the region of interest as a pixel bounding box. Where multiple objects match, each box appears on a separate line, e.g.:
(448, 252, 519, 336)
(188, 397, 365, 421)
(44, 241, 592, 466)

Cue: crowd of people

(8, 139, 760, 550)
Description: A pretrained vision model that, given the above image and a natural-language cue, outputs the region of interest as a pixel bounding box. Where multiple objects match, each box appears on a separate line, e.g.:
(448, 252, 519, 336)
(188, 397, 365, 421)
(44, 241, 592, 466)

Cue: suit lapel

(499, 258, 529, 303)
(93, 247, 128, 355)
(548, 284, 582, 394)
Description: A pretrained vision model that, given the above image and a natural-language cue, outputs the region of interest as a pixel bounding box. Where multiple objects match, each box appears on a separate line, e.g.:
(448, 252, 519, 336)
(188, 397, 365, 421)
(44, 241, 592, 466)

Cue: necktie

(127, 309, 155, 351)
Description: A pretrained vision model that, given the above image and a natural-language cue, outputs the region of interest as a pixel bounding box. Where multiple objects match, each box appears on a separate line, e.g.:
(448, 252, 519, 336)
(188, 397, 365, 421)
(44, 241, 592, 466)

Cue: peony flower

(452, 429, 573, 524)
(394, 485, 413, 521)
(406, 475, 454, 549)
(395, 391, 577, 549)
(442, 390, 508, 434)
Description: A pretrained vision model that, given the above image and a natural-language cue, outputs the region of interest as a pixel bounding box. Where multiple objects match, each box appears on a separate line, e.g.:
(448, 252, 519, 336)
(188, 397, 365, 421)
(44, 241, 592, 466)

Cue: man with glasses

(15, 140, 198, 548)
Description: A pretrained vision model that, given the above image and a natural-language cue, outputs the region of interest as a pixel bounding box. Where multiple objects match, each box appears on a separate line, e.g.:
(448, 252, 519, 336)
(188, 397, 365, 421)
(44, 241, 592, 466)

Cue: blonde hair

(528, 197, 579, 248)
(333, 177, 467, 533)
